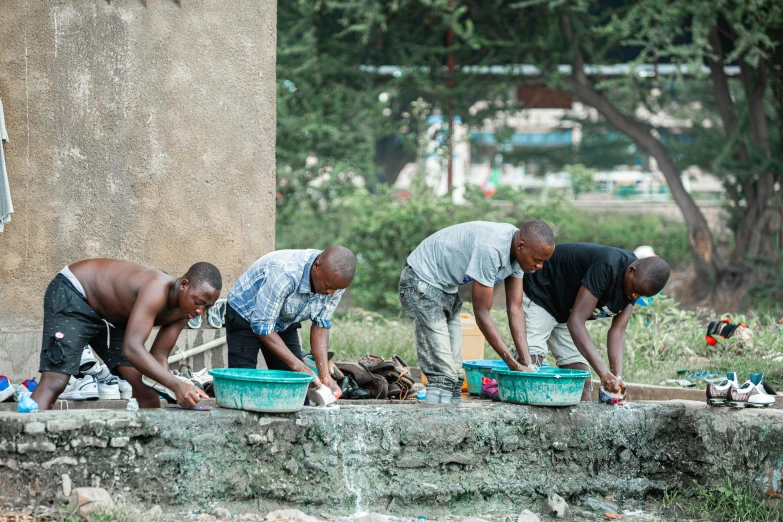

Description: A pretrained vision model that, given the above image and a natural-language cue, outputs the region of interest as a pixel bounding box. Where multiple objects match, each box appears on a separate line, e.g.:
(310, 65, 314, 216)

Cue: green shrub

(276, 182, 691, 312)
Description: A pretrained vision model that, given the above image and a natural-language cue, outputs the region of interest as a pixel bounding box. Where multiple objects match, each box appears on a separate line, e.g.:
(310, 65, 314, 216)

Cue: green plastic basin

(494, 368, 590, 407)
(462, 360, 509, 395)
(209, 368, 313, 413)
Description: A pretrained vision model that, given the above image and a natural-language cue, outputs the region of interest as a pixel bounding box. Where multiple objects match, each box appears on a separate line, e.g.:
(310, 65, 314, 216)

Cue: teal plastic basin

(463, 360, 554, 395)
(209, 369, 313, 413)
(462, 360, 509, 395)
(494, 367, 590, 406)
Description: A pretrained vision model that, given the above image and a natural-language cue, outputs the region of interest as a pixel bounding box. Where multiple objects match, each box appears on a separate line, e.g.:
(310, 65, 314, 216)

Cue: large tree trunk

(706, 25, 781, 308)
(560, 15, 718, 297)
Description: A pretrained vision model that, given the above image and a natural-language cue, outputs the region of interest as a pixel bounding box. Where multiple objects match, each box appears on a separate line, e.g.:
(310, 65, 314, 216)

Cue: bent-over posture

(30, 259, 221, 410)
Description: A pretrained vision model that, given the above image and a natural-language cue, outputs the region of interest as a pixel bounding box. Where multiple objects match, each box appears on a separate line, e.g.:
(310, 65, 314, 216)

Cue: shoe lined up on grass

(59, 375, 100, 401)
(706, 372, 739, 406)
(728, 373, 777, 408)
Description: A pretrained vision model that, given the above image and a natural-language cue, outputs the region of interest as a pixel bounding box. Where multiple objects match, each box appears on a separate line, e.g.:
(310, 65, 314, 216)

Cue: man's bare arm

(149, 319, 188, 368)
(607, 304, 633, 379)
(566, 285, 625, 394)
(505, 277, 532, 367)
(472, 281, 529, 372)
(310, 325, 341, 398)
(122, 288, 206, 407)
(258, 332, 322, 388)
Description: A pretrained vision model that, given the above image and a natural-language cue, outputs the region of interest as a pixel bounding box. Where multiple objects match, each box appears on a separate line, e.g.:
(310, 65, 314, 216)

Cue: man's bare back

(70, 259, 193, 327)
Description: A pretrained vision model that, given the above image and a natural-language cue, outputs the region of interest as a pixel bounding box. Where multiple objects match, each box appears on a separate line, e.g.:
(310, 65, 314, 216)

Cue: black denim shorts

(39, 274, 131, 375)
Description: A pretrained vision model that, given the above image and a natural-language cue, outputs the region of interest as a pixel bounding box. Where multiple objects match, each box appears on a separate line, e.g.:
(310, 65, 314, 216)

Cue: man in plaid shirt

(226, 246, 356, 398)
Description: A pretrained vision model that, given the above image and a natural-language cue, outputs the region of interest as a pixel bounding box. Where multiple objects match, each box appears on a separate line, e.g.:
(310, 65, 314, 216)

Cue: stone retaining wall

(1, 401, 782, 515)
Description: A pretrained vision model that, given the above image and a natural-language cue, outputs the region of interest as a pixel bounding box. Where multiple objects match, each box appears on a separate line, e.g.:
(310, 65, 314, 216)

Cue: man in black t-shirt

(520, 243, 670, 401)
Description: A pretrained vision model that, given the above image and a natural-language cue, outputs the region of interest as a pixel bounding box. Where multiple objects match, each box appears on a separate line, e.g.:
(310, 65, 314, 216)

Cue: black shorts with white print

(39, 274, 131, 376)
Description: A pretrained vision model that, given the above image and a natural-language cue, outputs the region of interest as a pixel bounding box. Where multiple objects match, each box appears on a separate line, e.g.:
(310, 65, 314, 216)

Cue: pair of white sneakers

(187, 298, 227, 329)
(59, 347, 132, 401)
(706, 372, 777, 408)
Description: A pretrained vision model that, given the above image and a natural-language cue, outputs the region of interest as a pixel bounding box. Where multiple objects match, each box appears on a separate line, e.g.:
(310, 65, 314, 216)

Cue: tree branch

(559, 13, 718, 273)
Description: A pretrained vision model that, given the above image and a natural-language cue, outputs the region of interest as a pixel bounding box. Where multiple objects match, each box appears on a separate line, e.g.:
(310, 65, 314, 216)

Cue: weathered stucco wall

(0, 0, 277, 329)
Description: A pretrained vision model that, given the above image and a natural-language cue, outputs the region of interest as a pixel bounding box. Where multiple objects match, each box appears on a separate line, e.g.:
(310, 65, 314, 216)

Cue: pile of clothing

(303, 352, 419, 400)
(705, 318, 753, 347)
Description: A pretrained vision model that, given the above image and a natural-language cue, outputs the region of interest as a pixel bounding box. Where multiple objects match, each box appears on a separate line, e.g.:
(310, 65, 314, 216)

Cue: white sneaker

(706, 371, 739, 406)
(93, 364, 112, 381)
(59, 375, 100, 401)
(190, 368, 214, 395)
(117, 378, 133, 400)
(142, 374, 182, 404)
(207, 298, 227, 329)
(728, 373, 777, 408)
(80, 346, 101, 376)
(97, 376, 121, 400)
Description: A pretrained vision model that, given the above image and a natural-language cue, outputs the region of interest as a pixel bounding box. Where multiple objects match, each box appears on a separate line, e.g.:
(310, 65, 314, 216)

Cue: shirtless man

(28, 259, 222, 411)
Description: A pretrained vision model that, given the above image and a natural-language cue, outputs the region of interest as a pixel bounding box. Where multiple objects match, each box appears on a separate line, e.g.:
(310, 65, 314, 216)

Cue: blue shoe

(0, 375, 14, 402)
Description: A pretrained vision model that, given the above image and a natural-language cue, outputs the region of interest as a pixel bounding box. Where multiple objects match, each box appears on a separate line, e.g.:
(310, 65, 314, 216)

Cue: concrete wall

(2, 402, 783, 514)
(0, 0, 277, 330)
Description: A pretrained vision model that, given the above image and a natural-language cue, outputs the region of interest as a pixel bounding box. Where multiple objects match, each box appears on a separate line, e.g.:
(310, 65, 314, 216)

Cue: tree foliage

(277, 0, 783, 307)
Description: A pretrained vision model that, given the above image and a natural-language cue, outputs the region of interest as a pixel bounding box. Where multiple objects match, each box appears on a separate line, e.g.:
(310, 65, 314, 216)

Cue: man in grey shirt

(399, 220, 555, 404)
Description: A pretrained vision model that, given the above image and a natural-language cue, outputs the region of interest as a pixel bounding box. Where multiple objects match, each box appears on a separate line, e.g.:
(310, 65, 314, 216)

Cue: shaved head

(512, 220, 555, 273)
(310, 246, 356, 295)
(184, 261, 222, 291)
(518, 220, 555, 248)
(635, 257, 670, 295)
(320, 246, 356, 283)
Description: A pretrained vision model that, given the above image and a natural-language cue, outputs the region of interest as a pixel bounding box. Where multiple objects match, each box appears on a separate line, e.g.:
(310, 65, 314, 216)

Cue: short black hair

(321, 246, 356, 283)
(637, 257, 670, 295)
(519, 220, 555, 247)
(185, 262, 222, 291)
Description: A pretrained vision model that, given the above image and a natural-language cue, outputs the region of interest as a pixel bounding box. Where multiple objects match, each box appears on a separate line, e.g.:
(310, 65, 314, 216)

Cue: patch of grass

(307, 296, 783, 390)
(660, 487, 682, 509)
(693, 477, 783, 522)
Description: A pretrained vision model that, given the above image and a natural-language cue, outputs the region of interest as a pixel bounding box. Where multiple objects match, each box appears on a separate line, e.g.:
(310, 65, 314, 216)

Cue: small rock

(68, 487, 114, 518)
(213, 507, 231, 520)
(61, 474, 72, 497)
(517, 509, 541, 522)
(240, 515, 263, 522)
(247, 433, 266, 445)
(584, 497, 619, 513)
(552, 441, 568, 452)
(145, 505, 163, 520)
(462, 518, 489, 522)
(542, 493, 569, 518)
(195, 515, 218, 522)
(355, 514, 390, 522)
(264, 509, 319, 522)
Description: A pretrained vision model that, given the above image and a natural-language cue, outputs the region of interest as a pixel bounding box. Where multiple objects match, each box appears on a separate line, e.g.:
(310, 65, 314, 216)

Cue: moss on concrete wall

(1, 402, 782, 515)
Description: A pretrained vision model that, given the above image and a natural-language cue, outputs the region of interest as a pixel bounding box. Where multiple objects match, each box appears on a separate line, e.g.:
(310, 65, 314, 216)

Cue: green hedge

(276, 184, 691, 312)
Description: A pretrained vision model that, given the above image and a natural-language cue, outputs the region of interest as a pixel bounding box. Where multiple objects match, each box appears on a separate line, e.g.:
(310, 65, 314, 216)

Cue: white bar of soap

(307, 385, 337, 406)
